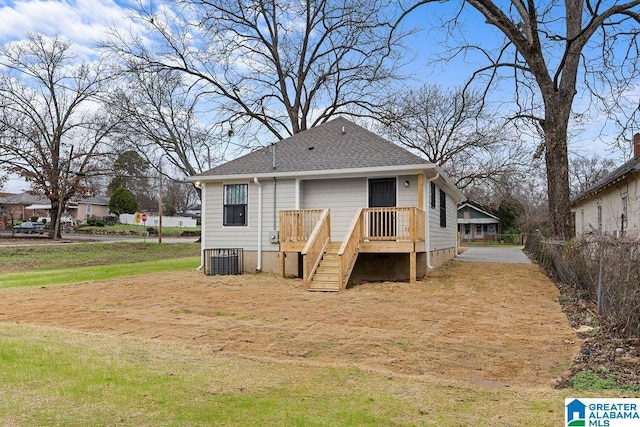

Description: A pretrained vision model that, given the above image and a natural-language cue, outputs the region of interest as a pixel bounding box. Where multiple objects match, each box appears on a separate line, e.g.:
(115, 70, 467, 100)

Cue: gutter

(254, 177, 263, 271)
(426, 172, 439, 270)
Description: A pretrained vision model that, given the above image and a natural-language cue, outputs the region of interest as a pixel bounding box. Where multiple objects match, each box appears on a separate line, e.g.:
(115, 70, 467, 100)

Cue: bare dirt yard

(0, 260, 580, 389)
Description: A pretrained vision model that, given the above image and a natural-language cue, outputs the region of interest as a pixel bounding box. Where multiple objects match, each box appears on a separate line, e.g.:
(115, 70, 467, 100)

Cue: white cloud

(0, 0, 133, 48)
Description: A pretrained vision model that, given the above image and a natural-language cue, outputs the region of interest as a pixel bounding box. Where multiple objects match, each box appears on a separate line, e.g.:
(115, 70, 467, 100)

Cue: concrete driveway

(456, 246, 532, 264)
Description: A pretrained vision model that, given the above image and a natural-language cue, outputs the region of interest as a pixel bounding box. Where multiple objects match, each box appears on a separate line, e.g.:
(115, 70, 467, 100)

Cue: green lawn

(0, 257, 199, 289)
(76, 223, 200, 236)
(0, 242, 200, 288)
(0, 242, 199, 272)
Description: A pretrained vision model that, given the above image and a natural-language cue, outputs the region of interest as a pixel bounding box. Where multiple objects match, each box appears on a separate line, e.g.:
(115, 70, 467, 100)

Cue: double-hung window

(224, 184, 248, 226)
(597, 205, 602, 232)
(439, 189, 447, 227)
(622, 194, 628, 232)
(430, 182, 436, 209)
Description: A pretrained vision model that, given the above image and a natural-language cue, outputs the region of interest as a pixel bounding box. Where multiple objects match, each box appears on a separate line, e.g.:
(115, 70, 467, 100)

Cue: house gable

(457, 202, 499, 224)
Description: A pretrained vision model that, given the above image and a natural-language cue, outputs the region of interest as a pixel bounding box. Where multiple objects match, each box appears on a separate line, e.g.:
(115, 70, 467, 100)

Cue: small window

(622, 194, 628, 232)
(439, 189, 446, 227)
(223, 184, 248, 226)
(597, 205, 602, 232)
(476, 224, 482, 234)
(430, 182, 436, 209)
(580, 209, 585, 233)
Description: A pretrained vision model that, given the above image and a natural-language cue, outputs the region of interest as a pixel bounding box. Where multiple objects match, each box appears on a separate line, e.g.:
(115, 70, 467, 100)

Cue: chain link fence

(526, 233, 640, 337)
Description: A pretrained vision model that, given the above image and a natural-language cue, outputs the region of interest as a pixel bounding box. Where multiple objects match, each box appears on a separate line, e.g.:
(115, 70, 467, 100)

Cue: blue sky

(1, 1, 636, 192)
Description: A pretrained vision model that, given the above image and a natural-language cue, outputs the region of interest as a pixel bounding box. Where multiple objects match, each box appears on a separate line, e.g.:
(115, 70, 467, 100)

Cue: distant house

(572, 133, 640, 237)
(457, 201, 500, 242)
(188, 117, 465, 291)
(0, 192, 49, 225)
(75, 196, 111, 222)
(13, 195, 111, 225)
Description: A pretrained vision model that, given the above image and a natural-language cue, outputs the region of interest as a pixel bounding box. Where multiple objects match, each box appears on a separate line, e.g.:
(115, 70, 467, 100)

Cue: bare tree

(379, 84, 531, 189)
(103, 0, 408, 141)
(569, 154, 616, 198)
(105, 68, 224, 197)
(0, 34, 110, 238)
(163, 180, 199, 216)
(401, 1, 640, 238)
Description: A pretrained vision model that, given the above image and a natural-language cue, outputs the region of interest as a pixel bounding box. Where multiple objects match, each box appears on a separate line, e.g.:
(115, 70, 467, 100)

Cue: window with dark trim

(223, 183, 248, 226)
(430, 182, 436, 209)
(597, 205, 602, 232)
(439, 189, 446, 227)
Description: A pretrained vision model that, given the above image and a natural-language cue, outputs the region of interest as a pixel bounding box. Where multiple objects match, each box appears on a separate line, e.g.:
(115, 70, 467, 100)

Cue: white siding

(397, 175, 419, 207)
(429, 183, 457, 250)
(573, 178, 640, 237)
(302, 178, 366, 241)
(203, 178, 297, 251)
(203, 174, 459, 250)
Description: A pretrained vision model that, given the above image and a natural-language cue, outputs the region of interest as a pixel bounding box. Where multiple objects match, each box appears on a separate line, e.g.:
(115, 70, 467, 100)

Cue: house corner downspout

(254, 177, 263, 271)
(426, 172, 439, 270)
(197, 181, 206, 270)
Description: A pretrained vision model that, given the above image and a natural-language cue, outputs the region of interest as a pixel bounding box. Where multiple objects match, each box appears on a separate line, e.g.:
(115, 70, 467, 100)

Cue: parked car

(13, 222, 46, 234)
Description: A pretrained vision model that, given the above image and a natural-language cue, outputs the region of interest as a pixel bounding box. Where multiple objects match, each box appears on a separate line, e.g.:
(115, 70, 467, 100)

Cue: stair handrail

(337, 208, 364, 290)
(301, 208, 331, 288)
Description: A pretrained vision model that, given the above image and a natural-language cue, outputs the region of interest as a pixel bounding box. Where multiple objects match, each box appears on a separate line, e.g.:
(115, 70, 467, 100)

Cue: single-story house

(188, 117, 465, 291)
(572, 133, 640, 237)
(23, 196, 111, 225)
(0, 192, 49, 227)
(74, 196, 110, 222)
(457, 201, 500, 242)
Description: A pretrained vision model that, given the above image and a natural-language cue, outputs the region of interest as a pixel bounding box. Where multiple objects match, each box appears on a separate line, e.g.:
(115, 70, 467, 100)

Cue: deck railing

(362, 207, 425, 241)
(280, 207, 425, 289)
(337, 208, 364, 290)
(279, 209, 325, 242)
(300, 209, 330, 287)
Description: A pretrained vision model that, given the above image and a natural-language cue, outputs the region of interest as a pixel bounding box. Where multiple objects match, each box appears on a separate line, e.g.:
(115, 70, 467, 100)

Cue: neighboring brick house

(0, 192, 49, 228)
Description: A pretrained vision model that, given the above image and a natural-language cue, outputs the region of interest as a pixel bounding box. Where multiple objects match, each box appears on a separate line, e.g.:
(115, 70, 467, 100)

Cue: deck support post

(279, 251, 286, 277)
(410, 251, 417, 283)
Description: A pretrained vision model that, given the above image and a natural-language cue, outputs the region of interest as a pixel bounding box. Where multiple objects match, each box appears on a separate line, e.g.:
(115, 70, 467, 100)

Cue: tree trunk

(543, 98, 573, 240)
(49, 200, 62, 240)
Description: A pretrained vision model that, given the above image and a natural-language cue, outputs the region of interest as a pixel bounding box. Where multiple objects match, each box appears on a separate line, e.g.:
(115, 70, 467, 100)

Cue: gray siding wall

(301, 177, 366, 241)
(203, 174, 457, 251)
(397, 175, 419, 208)
(428, 182, 457, 250)
(203, 178, 297, 252)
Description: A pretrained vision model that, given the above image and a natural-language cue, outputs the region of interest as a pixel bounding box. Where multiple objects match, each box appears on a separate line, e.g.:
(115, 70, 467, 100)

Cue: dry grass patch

(0, 260, 586, 424)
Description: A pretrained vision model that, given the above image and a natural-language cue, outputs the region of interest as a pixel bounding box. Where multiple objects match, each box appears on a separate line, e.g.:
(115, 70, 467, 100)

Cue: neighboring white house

(572, 133, 640, 237)
(188, 117, 465, 291)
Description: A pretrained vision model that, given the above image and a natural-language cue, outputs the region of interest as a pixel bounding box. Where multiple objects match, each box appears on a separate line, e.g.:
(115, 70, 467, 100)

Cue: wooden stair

(307, 242, 342, 291)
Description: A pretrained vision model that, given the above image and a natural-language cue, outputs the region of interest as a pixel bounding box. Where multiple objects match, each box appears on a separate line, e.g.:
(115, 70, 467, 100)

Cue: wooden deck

(279, 207, 426, 291)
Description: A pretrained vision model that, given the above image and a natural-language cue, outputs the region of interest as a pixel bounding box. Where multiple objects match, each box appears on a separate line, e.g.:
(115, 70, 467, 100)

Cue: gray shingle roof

(0, 192, 46, 205)
(195, 117, 429, 177)
(79, 196, 110, 205)
(572, 156, 640, 205)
